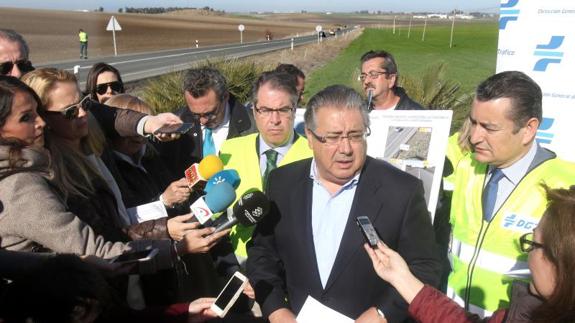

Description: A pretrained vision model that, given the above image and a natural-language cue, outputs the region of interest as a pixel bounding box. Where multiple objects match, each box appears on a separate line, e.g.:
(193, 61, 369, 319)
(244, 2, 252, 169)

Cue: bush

(139, 58, 271, 113)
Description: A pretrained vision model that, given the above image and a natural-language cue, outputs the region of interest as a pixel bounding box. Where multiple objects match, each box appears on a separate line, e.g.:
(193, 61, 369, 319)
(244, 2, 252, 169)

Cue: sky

(0, 0, 500, 13)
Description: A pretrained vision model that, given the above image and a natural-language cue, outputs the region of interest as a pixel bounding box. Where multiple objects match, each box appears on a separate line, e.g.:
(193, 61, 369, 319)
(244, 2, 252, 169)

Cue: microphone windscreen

(205, 169, 241, 193)
(198, 155, 224, 179)
(205, 181, 236, 213)
(233, 190, 270, 226)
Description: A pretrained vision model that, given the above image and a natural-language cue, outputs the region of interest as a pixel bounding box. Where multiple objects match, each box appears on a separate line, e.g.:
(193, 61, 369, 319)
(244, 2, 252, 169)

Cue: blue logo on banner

(499, 0, 520, 30)
(536, 117, 555, 145)
(533, 36, 565, 71)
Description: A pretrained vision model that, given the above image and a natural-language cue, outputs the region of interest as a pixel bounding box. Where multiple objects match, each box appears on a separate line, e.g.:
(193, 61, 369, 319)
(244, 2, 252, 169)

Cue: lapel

(293, 160, 325, 295)
(177, 107, 203, 158)
(323, 157, 385, 292)
(227, 96, 251, 138)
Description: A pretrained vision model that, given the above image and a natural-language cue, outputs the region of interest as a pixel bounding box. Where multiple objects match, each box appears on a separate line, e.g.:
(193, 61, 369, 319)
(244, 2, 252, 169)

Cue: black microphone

(211, 190, 270, 234)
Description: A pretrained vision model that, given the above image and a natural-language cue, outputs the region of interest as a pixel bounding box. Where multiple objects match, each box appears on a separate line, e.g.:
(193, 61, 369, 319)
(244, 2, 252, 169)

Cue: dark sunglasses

(0, 60, 34, 75)
(95, 81, 123, 95)
(42, 96, 93, 120)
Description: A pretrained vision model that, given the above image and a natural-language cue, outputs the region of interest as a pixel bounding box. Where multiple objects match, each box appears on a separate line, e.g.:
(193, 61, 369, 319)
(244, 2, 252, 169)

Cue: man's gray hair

(0, 29, 29, 60)
(304, 85, 369, 131)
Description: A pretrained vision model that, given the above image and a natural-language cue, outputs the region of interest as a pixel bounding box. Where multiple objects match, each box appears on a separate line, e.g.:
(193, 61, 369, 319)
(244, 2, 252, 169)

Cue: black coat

(247, 157, 441, 322)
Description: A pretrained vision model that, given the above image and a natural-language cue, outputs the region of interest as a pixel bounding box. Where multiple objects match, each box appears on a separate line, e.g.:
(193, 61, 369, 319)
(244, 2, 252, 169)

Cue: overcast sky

(0, 0, 500, 13)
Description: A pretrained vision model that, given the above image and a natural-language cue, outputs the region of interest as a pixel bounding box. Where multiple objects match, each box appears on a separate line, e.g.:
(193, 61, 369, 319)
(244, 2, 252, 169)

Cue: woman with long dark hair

(85, 62, 125, 103)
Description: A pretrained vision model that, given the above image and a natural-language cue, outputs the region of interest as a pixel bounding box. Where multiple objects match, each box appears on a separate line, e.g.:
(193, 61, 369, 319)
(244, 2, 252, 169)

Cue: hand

(243, 281, 255, 299)
(188, 297, 218, 323)
(268, 308, 297, 323)
(355, 307, 387, 323)
(162, 178, 191, 207)
(144, 113, 183, 141)
(177, 226, 232, 254)
(364, 241, 424, 304)
(167, 214, 200, 241)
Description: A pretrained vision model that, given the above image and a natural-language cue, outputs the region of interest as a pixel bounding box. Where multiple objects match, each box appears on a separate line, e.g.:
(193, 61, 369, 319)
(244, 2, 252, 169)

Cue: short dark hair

(183, 67, 228, 103)
(275, 63, 305, 80)
(0, 29, 30, 60)
(252, 71, 298, 108)
(304, 85, 369, 131)
(85, 62, 125, 100)
(475, 71, 542, 132)
(360, 50, 399, 75)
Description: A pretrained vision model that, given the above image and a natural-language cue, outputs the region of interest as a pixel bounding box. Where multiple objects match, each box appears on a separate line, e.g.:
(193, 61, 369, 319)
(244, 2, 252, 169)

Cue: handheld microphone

(367, 89, 373, 111)
(211, 190, 270, 234)
(204, 169, 241, 194)
(185, 155, 224, 190)
(190, 181, 236, 224)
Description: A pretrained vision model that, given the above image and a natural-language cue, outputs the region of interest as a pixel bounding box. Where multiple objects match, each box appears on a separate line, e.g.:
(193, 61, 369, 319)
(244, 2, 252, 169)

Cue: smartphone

(356, 216, 380, 248)
(210, 271, 248, 318)
(153, 123, 193, 135)
(108, 248, 159, 264)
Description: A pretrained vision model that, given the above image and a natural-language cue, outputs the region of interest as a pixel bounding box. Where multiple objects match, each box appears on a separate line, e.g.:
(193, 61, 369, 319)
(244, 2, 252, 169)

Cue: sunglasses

(0, 60, 34, 75)
(42, 96, 93, 120)
(95, 81, 123, 95)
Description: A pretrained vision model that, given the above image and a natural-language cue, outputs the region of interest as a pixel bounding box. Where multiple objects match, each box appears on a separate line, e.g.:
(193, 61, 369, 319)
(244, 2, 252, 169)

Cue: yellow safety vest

(79, 31, 87, 42)
(448, 153, 575, 316)
(218, 133, 313, 260)
(444, 131, 469, 191)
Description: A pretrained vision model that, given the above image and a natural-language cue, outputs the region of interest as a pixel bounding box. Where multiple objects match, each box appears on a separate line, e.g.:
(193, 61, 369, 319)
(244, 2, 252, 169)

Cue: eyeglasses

(519, 232, 545, 253)
(190, 105, 220, 121)
(95, 81, 123, 95)
(42, 96, 93, 120)
(254, 106, 295, 117)
(0, 60, 34, 75)
(308, 128, 371, 145)
(359, 70, 391, 82)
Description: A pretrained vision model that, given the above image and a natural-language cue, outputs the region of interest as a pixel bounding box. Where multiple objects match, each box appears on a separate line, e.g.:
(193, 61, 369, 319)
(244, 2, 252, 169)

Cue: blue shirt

(310, 159, 360, 288)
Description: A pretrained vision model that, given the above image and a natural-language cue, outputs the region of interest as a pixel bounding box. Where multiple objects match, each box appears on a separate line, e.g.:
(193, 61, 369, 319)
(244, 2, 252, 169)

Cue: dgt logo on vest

(502, 213, 538, 232)
(499, 0, 520, 30)
(533, 36, 565, 72)
(536, 117, 555, 145)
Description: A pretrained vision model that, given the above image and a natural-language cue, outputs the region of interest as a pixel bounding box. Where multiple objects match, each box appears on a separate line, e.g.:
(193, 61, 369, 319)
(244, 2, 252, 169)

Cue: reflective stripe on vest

(448, 154, 575, 314)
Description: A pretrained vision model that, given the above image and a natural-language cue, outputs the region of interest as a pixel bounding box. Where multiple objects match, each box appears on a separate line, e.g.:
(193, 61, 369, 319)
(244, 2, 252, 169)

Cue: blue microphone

(190, 181, 236, 224)
(204, 169, 241, 194)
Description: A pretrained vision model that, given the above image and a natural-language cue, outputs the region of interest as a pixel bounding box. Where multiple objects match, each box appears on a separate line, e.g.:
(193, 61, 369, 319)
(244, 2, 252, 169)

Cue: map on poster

(295, 109, 452, 221)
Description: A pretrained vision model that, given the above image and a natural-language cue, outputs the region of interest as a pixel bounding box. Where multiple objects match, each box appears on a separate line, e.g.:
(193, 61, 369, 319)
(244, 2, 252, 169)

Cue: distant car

(319, 31, 327, 38)
(329, 29, 336, 35)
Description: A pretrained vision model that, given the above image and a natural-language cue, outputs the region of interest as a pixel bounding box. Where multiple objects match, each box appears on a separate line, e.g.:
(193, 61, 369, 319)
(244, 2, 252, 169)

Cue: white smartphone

(108, 248, 159, 264)
(210, 271, 248, 317)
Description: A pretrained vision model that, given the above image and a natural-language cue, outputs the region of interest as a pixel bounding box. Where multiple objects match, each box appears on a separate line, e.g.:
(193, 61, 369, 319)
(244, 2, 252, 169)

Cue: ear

(388, 74, 397, 89)
(522, 117, 539, 145)
(304, 128, 314, 149)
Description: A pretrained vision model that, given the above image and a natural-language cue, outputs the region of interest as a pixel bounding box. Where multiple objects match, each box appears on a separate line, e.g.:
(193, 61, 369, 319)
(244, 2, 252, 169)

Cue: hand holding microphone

(161, 178, 191, 207)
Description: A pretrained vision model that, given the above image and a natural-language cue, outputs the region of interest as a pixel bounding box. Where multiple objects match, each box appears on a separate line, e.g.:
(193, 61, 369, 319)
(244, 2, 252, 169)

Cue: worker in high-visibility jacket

(447, 71, 575, 317)
(219, 70, 312, 265)
(78, 28, 88, 59)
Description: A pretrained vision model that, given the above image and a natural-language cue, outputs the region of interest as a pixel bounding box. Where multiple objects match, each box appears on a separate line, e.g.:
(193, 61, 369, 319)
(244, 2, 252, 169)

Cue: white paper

(127, 200, 168, 224)
(296, 296, 353, 323)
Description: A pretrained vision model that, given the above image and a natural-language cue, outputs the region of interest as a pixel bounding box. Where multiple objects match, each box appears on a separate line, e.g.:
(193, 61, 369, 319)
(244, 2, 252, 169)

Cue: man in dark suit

(247, 85, 440, 322)
(156, 66, 256, 180)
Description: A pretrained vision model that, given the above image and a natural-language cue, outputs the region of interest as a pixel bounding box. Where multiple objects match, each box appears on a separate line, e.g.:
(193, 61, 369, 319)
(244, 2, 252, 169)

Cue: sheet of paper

(127, 200, 168, 224)
(296, 296, 353, 323)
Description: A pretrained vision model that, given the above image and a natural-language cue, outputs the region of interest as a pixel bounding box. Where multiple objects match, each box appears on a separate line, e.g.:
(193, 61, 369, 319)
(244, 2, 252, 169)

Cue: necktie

(482, 168, 505, 221)
(202, 128, 216, 157)
(262, 149, 278, 191)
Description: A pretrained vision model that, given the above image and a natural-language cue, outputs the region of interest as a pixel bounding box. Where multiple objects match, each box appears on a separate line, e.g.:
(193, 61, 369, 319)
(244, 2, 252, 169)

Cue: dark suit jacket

(247, 157, 440, 322)
(154, 95, 256, 181)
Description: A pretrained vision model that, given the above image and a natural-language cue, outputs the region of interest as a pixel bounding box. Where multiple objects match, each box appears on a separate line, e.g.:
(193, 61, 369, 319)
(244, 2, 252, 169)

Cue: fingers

(173, 213, 194, 223)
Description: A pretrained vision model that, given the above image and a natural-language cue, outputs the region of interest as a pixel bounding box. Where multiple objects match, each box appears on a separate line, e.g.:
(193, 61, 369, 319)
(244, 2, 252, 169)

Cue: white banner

(497, 0, 575, 161)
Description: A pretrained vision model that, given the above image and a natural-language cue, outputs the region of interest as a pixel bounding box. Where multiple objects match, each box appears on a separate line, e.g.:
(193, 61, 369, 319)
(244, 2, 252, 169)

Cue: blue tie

(202, 128, 216, 157)
(483, 168, 505, 221)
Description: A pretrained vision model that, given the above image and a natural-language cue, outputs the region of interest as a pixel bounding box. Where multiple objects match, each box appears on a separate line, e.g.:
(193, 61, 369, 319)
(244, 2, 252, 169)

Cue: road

(37, 30, 350, 88)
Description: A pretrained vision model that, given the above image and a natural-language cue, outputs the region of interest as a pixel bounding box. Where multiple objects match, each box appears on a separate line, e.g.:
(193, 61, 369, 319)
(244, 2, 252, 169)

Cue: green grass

(305, 21, 499, 131)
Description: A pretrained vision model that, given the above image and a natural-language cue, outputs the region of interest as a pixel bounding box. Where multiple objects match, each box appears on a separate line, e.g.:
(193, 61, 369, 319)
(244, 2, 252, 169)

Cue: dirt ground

(0, 7, 370, 64)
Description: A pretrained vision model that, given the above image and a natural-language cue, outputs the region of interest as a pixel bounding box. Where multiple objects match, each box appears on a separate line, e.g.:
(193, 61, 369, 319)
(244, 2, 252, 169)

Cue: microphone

(204, 169, 241, 194)
(190, 181, 236, 224)
(185, 155, 224, 191)
(367, 89, 373, 111)
(211, 190, 270, 234)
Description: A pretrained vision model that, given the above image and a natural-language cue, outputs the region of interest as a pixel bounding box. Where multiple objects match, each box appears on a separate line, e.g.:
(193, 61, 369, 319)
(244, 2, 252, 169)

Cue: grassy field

(305, 21, 499, 130)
